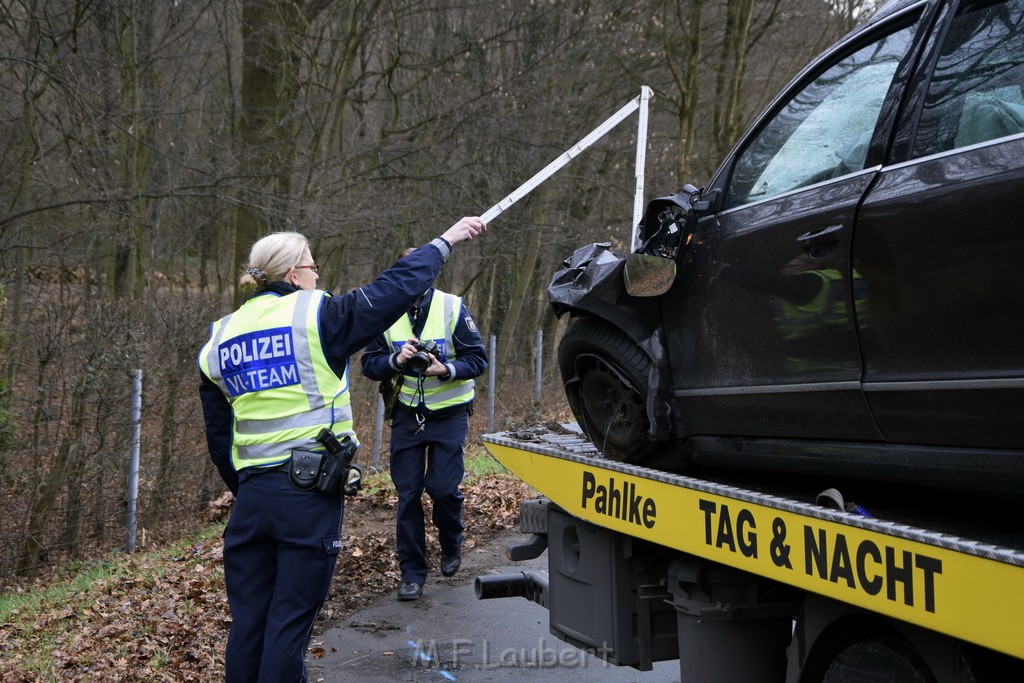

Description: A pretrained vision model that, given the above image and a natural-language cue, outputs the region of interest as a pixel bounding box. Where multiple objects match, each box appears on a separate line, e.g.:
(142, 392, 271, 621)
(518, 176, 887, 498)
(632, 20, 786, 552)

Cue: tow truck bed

(482, 424, 1024, 661)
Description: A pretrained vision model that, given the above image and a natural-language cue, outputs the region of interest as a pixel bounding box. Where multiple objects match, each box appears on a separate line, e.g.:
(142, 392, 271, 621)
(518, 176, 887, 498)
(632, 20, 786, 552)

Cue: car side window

(913, 0, 1024, 158)
(725, 25, 916, 210)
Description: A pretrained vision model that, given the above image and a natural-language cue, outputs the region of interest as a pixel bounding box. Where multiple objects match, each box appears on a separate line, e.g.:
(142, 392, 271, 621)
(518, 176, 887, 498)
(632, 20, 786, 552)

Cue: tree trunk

(17, 374, 88, 576)
(663, 0, 705, 183)
(495, 209, 545, 375)
(233, 0, 286, 302)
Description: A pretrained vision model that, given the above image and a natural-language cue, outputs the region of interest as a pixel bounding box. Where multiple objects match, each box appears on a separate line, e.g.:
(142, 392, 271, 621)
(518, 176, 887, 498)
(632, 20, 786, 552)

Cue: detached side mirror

(624, 253, 676, 297)
(626, 183, 702, 297)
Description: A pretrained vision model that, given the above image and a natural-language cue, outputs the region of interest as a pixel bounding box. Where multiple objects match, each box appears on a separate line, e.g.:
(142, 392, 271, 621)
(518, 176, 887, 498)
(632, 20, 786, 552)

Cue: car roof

(872, 0, 929, 21)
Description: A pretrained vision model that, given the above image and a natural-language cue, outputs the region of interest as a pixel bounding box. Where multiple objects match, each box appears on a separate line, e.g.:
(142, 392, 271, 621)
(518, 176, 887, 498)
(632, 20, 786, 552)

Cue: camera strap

(382, 372, 404, 425)
(409, 378, 428, 434)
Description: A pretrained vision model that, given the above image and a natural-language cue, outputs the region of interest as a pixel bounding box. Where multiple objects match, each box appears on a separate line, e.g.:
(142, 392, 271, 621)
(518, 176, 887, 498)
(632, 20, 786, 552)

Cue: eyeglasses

(294, 264, 319, 274)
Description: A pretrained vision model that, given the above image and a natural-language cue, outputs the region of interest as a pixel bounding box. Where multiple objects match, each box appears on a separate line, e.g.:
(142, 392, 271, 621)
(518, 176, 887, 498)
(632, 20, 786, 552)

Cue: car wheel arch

(557, 313, 676, 454)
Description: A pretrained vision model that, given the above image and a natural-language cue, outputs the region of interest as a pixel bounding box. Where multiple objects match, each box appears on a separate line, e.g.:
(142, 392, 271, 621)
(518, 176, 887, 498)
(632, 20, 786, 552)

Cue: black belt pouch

(317, 435, 357, 496)
(316, 450, 346, 496)
(288, 449, 324, 491)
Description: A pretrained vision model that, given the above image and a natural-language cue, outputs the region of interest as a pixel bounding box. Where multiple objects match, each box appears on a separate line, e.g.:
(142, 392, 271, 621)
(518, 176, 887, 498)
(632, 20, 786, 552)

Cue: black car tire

(821, 638, 936, 683)
(558, 316, 660, 463)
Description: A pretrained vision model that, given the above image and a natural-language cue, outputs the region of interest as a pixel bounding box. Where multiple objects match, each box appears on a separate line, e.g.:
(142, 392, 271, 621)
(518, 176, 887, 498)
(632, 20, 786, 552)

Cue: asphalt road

(307, 530, 680, 682)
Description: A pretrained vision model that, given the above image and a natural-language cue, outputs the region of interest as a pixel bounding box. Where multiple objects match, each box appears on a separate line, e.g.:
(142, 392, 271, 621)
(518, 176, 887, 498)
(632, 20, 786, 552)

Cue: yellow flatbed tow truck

(475, 424, 1024, 682)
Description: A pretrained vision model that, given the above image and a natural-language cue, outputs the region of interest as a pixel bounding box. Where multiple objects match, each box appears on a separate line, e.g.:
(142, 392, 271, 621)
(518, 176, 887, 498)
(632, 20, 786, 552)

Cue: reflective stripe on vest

(198, 290, 355, 469)
(384, 291, 475, 410)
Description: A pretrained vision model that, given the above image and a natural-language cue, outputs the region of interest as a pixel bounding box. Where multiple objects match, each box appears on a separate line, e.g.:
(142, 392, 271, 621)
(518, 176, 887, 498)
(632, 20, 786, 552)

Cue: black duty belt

(251, 459, 291, 474)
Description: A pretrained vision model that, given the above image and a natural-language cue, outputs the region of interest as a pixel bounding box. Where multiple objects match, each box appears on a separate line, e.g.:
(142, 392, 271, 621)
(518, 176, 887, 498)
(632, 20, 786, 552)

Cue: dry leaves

(0, 475, 532, 681)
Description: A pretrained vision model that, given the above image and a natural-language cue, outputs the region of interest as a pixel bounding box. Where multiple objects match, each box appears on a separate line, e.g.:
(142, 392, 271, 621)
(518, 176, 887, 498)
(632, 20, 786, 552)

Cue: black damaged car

(550, 0, 1024, 495)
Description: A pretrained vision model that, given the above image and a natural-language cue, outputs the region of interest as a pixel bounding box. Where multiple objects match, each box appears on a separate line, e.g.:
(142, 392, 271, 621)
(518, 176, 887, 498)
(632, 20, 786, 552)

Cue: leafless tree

(0, 0, 859, 580)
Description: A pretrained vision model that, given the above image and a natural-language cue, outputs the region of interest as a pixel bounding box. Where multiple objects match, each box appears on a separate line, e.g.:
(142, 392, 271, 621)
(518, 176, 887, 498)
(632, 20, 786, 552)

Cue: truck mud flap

(546, 506, 678, 670)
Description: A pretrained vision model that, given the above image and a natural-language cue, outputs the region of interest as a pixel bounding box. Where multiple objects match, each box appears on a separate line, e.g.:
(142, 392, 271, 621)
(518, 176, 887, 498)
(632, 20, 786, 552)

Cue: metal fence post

(126, 369, 142, 553)
(488, 334, 496, 432)
(535, 329, 543, 404)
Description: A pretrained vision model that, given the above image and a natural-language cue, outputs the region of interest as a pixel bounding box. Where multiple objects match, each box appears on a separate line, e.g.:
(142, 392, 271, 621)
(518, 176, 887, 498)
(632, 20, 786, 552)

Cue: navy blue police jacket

(199, 239, 453, 494)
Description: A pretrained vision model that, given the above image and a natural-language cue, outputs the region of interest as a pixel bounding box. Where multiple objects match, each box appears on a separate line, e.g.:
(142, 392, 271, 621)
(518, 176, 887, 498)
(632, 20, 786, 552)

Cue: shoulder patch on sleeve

(466, 317, 478, 333)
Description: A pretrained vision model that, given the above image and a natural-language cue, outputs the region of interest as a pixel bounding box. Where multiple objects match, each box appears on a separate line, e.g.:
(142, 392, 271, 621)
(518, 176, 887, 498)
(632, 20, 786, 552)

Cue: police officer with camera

(361, 271, 488, 601)
(198, 218, 484, 682)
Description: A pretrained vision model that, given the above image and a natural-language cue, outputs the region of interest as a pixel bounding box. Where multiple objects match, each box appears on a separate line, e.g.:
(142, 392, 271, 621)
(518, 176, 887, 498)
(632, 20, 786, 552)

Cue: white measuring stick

(631, 86, 653, 250)
(480, 86, 652, 225)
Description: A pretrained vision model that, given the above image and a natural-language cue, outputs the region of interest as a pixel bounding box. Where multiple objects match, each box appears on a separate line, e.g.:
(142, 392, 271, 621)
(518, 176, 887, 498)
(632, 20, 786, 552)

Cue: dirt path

(308, 528, 680, 682)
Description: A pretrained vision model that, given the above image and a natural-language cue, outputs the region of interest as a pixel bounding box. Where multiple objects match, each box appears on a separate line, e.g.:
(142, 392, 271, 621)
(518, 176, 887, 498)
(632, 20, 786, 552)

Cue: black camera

(407, 339, 439, 374)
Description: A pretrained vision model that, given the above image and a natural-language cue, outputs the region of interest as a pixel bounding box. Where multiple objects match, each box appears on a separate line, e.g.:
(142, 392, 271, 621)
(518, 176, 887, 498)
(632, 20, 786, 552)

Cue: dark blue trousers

(223, 470, 344, 683)
(389, 408, 468, 585)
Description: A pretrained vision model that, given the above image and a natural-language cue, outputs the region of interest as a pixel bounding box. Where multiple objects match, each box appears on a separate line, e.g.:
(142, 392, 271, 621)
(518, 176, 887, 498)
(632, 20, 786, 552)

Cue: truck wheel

(558, 316, 659, 463)
(822, 638, 935, 683)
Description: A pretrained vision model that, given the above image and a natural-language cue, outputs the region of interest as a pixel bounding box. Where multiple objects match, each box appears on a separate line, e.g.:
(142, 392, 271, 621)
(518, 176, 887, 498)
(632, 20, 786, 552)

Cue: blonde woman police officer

(198, 217, 484, 683)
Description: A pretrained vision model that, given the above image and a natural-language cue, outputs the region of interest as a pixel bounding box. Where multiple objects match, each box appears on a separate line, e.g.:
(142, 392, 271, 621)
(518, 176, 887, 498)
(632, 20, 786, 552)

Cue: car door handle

(797, 224, 845, 249)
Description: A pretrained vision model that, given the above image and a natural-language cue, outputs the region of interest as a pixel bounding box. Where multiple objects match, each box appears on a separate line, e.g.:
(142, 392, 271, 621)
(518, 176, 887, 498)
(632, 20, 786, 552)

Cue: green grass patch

(0, 524, 223, 625)
(0, 561, 123, 625)
(464, 445, 510, 479)
(1, 523, 226, 679)
(358, 467, 396, 496)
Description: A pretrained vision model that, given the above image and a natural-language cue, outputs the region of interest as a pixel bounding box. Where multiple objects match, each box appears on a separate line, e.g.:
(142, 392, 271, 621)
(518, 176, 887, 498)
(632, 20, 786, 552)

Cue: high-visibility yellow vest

(198, 290, 355, 471)
(384, 291, 475, 411)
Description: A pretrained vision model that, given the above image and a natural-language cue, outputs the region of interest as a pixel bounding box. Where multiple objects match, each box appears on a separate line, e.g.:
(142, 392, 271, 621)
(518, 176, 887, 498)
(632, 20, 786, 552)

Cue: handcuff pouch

(288, 449, 323, 491)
